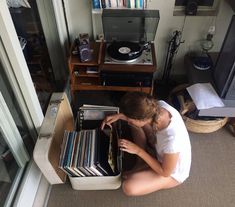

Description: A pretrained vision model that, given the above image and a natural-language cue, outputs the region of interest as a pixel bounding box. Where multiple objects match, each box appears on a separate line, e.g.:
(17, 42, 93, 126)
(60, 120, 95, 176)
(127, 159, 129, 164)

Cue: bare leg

(142, 124, 156, 146)
(130, 125, 147, 149)
(123, 125, 156, 176)
(122, 169, 180, 196)
(131, 124, 156, 155)
(142, 124, 157, 157)
(129, 125, 148, 168)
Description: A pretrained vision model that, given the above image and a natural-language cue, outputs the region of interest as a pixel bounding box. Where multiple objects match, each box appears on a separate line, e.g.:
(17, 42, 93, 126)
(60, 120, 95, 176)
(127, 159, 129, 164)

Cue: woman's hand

(119, 139, 142, 155)
(101, 113, 126, 130)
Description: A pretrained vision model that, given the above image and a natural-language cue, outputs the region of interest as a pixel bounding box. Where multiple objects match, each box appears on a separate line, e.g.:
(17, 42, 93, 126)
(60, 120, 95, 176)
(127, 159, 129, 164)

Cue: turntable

(102, 9, 160, 65)
(104, 41, 154, 65)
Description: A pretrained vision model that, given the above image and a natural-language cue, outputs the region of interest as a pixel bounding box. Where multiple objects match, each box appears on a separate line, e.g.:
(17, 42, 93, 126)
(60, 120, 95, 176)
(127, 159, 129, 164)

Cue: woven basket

(169, 84, 228, 133)
(182, 116, 228, 133)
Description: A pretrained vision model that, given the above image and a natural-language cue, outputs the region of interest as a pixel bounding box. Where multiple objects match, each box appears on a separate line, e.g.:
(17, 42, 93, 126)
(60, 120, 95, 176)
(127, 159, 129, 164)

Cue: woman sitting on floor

(101, 91, 191, 196)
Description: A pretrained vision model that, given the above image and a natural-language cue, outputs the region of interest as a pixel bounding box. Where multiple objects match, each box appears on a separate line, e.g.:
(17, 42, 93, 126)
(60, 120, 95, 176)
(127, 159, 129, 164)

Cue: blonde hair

(119, 92, 160, 124)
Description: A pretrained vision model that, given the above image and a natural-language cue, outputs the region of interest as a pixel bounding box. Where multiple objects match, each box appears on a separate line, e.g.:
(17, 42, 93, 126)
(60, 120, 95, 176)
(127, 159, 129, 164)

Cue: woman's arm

(119, 139, 179, 177)
(101, 113, 127, 130)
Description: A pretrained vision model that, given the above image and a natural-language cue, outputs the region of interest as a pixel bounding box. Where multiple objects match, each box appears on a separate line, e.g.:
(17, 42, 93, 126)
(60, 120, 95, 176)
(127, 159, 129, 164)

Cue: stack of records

(59, 128, 116, 177)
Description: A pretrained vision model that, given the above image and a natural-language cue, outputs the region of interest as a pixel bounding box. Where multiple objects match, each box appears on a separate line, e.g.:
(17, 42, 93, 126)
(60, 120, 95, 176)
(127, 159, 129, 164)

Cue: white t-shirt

(155, 101, 191, 183)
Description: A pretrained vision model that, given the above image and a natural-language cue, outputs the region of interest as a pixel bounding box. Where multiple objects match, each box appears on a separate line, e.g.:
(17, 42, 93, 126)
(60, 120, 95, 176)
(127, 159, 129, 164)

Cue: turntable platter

(107, 41, 142, 61)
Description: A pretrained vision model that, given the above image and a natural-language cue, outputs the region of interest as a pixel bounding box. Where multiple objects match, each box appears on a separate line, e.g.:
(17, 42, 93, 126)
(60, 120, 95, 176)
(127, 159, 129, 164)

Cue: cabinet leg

(70, 89, 75, 104)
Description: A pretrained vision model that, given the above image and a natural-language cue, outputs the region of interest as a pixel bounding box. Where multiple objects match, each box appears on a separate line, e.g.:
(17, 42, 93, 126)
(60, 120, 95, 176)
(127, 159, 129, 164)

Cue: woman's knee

(122, 180, 138, 196)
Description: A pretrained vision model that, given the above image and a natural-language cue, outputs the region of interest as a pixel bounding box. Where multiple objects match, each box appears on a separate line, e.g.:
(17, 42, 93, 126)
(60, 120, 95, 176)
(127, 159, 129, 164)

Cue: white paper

(186, 83, 225, 110)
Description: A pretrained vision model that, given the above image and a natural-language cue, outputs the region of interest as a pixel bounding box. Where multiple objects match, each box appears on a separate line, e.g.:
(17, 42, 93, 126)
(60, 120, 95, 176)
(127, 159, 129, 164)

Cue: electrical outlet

(208, 26, 216, 35)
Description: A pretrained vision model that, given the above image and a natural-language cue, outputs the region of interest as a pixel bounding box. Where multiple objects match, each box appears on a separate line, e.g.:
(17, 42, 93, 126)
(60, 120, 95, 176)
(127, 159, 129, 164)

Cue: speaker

(185, 0, 198, 15)
(78, 44, 92, 62)
(76, 33, 92, 62)
(213, 15, 235, 100)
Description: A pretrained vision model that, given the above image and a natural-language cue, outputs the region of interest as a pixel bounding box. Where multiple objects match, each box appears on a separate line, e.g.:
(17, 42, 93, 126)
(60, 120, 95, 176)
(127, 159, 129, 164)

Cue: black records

(107, 41, 142, 61)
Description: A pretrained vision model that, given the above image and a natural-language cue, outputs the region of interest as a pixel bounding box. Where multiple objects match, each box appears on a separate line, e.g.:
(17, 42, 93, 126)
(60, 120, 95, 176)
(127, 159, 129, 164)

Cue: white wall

(151, 0, 234, 78)
(64, 0, 234, 79)
(64, 0, 93, 42)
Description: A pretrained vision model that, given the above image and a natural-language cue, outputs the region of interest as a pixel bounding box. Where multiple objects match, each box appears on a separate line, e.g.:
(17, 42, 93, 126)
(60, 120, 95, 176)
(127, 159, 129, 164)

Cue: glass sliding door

(0, 46, 32, 207)
(0, 92, 29, 207)
(0, 136, 20, 207)
(4, 0, 69, 113)
(0, 59, 35, 156)
(0, 1, 44, 133)
(1, 0, 70, 205)
(8, 0, 56, 113)
(0, 1, 44, 206)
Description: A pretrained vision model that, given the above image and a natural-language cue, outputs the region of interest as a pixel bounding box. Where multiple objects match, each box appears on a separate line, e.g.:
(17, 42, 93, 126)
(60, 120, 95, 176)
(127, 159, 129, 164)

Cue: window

(174, 0, 220, 16)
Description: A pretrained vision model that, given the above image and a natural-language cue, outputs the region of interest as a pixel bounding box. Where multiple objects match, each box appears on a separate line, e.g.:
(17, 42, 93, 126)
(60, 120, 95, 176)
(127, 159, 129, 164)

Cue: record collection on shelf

(92, 0, 147, 9)
(59, 105, 121, 177)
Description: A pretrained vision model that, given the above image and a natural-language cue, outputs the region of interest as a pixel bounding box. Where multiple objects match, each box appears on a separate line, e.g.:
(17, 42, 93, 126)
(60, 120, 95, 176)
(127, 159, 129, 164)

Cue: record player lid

(102, 9, 160, 42)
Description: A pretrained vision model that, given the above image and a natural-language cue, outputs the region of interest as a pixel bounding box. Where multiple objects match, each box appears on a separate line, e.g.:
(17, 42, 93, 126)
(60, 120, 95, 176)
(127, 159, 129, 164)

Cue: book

(130, 0, 135, 8)
(96, 129, 115, 176)
(105, 0, 110, 8)
(92, 0, 101, 9)
(80, 131, 93, 176)
(63, 131, 80, 177)
(83, 130, 96, 176)
(59, 131, 69, 168)
(110, 0, 117, 7)
(66, 132, 76, 168)
(139, 0, 143, 9)
(101, 0, 106, 8)
(86, 67, 99, 74)
(117, 0, 123, 7)
(72, 133, 85, 177)
(76, 134, 89, 176)
(65, 132, 81, 177)
(93, 129, 110, 175)
(87, 129, 103, 176)
(135, 0, 143, 8)
(60, 132, 76, 176)
(107, 128, 115, 173)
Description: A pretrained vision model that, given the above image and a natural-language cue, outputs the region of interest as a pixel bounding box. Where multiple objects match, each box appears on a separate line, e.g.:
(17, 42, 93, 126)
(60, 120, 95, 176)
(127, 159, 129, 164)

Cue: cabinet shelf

(76, 73, 99, 78)
(72, 84, 152, 93)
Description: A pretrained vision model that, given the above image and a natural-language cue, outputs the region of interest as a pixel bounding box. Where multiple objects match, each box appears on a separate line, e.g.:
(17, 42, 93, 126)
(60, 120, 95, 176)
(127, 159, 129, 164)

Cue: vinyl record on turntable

(107, 41, 142, 62)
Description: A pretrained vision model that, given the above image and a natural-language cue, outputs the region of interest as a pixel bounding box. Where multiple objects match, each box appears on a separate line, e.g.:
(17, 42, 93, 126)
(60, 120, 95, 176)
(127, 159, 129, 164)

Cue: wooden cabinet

(68, 41, 156, 99)
(68, 42, 102, 94)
